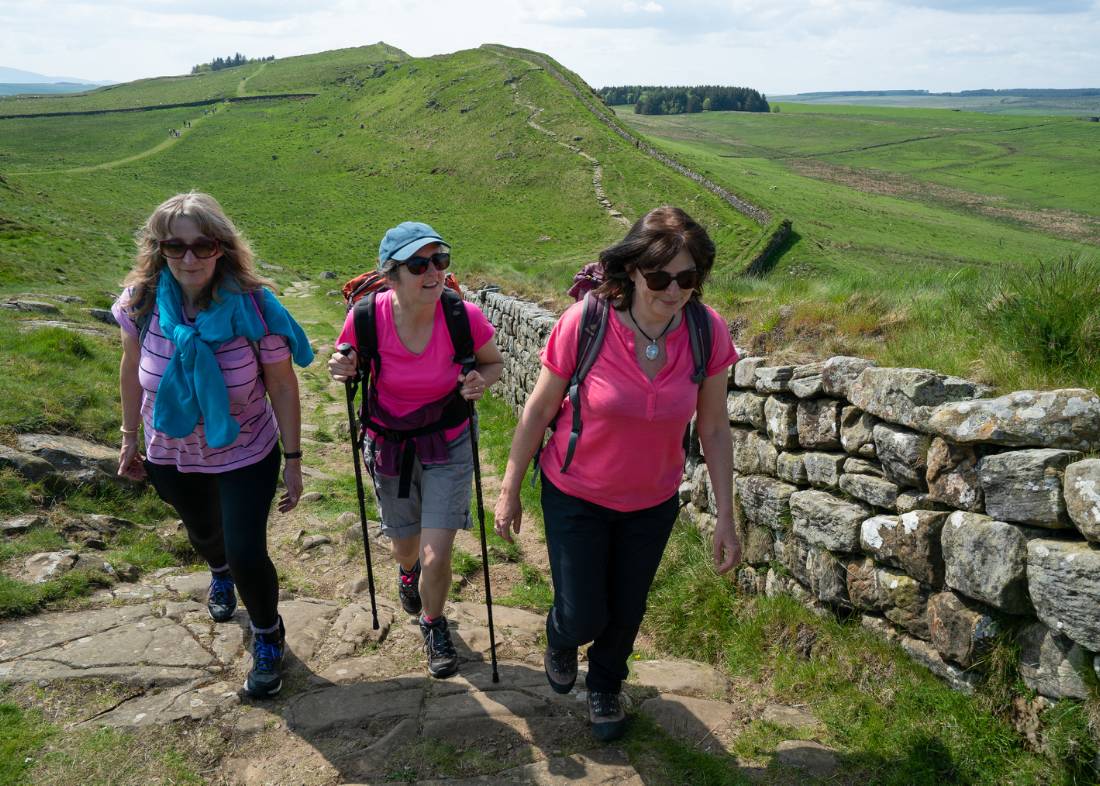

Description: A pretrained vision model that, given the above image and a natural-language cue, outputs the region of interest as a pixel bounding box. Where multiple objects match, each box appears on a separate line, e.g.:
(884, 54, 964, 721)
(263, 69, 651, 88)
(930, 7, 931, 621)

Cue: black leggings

(541, 477, 679, 694)
(145, 446, 281, 629)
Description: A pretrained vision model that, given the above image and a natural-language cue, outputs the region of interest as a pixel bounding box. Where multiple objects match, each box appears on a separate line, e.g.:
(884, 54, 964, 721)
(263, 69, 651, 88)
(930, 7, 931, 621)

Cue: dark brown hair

(593, 205, 716, 310)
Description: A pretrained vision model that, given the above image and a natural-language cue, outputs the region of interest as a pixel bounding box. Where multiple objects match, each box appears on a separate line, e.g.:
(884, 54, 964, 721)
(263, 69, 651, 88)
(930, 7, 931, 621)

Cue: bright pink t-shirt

(336, 291, 495, 441)
(539, 300, 738, 512)
(112, 290, 292, 473)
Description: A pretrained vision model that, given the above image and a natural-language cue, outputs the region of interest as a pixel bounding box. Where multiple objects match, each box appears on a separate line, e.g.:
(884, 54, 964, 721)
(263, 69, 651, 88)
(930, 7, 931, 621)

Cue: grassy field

(770, 92, 1100, 116)
(615, 103, 1100, 390)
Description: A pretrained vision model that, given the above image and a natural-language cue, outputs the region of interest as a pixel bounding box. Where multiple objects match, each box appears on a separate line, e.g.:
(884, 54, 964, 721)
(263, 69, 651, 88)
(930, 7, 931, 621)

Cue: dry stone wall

(470, 288, 1100, 701)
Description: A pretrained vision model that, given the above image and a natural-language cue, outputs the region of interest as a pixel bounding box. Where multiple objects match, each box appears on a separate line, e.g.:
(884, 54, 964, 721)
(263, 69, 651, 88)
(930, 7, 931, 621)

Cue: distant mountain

(0, 66, 111, 85)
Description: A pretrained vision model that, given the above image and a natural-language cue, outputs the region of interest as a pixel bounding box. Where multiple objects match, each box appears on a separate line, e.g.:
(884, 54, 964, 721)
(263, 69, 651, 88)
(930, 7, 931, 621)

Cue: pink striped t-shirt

(539, 300, 739, 512)
(113, 291, 291, 473)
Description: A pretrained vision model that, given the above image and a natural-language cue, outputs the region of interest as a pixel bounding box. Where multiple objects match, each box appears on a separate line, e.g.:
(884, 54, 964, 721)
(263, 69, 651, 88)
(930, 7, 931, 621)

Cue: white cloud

(0, 0, 1097, 93)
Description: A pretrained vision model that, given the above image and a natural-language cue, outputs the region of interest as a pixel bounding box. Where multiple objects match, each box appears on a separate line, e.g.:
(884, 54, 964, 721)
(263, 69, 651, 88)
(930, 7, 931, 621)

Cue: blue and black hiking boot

(419, 614, 459, 679)
(244, 617, 285, 699)
(588, 690, 627, 741)
(398, 559, 423, 616)
(207, 572, 237, 623)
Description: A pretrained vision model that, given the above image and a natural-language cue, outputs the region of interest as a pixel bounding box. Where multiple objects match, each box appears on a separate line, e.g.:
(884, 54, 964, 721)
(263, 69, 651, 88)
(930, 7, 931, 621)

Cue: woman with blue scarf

(113, 192, 314, 699)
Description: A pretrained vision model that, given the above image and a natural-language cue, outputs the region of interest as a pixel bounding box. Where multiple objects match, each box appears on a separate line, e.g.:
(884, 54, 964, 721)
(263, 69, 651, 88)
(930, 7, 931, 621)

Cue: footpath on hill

(0, 286, 842, 785)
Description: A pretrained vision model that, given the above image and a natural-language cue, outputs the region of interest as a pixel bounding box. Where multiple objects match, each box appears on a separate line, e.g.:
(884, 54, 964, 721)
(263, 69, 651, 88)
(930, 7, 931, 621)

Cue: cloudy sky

(1, 0, 1097, 93)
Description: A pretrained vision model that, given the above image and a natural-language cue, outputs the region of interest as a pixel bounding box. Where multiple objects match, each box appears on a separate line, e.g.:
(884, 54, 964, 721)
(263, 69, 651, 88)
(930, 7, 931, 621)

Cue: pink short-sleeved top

(335, 291, 495, 441)
(539, 300, 738, 512)
(112, 291, 292, 473)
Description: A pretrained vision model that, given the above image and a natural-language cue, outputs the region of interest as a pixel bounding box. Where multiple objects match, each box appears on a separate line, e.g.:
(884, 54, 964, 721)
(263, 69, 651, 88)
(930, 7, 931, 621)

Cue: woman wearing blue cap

(329, 221, 503, 678)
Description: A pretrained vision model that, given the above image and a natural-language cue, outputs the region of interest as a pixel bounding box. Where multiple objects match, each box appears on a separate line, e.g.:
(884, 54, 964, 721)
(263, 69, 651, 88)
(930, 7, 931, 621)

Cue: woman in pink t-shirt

(328, 221, 503, 680)
(494, 206, 742, 741)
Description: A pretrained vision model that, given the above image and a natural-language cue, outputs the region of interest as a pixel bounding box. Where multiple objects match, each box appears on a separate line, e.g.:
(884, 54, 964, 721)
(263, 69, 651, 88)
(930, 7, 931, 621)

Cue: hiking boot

(419, 615, 459, 679)
(544, 645, 578, 694)
(398, 559, 423, 616)
(207, 572, 237, 623)
(588, 690, 627, 741)
(244, 617, 285, 699)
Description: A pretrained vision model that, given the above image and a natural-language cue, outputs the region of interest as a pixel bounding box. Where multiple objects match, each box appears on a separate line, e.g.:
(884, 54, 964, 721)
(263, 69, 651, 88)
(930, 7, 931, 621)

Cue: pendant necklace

(629, 303, 676, 361)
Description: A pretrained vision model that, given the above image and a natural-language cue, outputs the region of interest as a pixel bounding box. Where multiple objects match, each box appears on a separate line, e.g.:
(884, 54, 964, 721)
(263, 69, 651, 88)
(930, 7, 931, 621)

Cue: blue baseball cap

(377, 221, 449, 268)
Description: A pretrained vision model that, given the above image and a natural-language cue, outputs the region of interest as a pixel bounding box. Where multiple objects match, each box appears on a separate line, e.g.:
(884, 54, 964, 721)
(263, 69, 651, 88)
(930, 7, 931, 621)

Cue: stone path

(0, 565, 835, 783)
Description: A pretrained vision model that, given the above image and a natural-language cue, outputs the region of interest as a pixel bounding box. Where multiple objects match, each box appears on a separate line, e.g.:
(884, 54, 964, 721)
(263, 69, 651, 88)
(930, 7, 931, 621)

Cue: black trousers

(541, 476, 678, 694)
(145, 445, 282, 629)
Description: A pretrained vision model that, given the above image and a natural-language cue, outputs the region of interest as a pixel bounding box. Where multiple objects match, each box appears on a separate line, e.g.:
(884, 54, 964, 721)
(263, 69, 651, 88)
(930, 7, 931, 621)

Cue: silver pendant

(645, 341, 659, 360)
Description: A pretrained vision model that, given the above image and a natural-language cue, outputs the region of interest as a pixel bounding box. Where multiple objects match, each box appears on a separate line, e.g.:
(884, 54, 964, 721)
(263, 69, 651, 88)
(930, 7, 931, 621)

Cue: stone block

(873, 423, 931, 489)
(926, 437, 983, 512)
(789, 362, 826, 398)
(727, 390, 767, 430)
(733, 356, 765, 389)
(896, 491, 949, 514)
(844, 457, 883, 477)
(980, 449, 1081, 528)
(900, 636, 982, 694)
(731, 427, 778, 476)
(689, 463, 710, 511)
(803, 452, 846, 490)
(840, 406, 878, 458)
(848, 367, 987, 431)
(839, 473, 899, 510)
(941, 512, 1036, 614)
(765, 394, 800, 450)
(797, 399, 842, 450)
(776, 452, 808, 485)
(1017, 622, 1091, 700)
(860, 510, 949, 586)
(790, 490, 870, 552)
(735, 475, 797, 531)
(1026, 538, 1100, 652)
(928, 591, 999, 668)
(928, 389, 1100, 451)
(755, 365, 795, 394)
(821, 356, 876, 399)
(736, 565, 769, 596)
(844, 558, 929, 637)
(1064, 459, 1100, 542)
(805, 546, 849, 606)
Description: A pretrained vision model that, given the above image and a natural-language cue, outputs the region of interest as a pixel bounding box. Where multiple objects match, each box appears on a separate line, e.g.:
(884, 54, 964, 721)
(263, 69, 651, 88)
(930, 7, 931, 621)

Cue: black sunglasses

(642, 268, 700, 291)
(403, 252, 451, 275)
(159, 237, 220, 259)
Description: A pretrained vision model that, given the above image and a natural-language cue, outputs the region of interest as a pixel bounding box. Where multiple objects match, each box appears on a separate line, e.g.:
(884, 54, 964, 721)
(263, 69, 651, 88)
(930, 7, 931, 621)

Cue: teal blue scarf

(153, 269, 314, 448)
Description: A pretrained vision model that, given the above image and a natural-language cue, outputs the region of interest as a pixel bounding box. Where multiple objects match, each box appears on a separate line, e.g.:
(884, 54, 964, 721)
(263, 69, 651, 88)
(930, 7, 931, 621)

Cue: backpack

(553, 290, 714, 474)
(346, 279, 475, 498)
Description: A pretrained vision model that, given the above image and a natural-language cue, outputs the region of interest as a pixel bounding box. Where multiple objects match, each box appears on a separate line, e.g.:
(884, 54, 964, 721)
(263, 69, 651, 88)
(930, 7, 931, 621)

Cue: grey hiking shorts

(365, 427, 474, 540)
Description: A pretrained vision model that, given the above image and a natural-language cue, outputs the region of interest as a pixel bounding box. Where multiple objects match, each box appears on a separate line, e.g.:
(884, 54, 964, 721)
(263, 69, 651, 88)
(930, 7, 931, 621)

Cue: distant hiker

(328, 221, 503, 679)
(493, 206, 742, 741)
(113, 191, 314, 700)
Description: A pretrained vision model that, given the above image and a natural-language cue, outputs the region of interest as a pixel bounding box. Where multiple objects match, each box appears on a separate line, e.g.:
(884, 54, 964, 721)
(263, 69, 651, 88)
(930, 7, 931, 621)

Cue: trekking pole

(338, 343, 379, 630)
(466, 394, 500, 683)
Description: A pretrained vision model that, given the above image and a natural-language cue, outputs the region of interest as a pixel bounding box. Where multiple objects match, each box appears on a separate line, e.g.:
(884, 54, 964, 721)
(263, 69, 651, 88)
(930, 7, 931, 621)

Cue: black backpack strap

(683, 298, 712, 386)
(560, 292, 610, 473)
(352, 291, 381, 387)
(440, 289, 475, 372)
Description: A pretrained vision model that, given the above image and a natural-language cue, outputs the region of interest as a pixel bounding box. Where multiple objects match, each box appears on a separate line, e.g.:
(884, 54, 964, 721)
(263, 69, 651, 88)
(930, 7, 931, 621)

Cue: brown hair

(122, 191, 273, 321)
(593, 205, 716, 310)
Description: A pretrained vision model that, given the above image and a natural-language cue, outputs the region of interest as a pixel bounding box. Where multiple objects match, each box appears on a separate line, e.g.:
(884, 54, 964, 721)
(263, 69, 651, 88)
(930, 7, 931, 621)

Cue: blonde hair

(122, 191, 273, 321)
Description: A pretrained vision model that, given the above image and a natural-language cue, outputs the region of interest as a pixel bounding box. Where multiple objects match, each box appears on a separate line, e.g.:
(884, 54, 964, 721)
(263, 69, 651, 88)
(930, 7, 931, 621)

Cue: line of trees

(191, 54, 274, 74)
(598, 85, 770, 114)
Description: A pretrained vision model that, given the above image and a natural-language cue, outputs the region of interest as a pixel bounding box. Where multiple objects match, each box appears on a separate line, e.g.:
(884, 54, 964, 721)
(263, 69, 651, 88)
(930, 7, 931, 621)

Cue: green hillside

(616, 103, 1100, 390)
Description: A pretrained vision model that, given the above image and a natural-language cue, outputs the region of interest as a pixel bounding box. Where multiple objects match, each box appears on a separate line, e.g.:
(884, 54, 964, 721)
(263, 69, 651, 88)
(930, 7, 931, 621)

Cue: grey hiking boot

(544, 645, 578, 694)
(398, 559, 423, 616)
(244, 617, 285, 699)
(419, 615, 459, 679)
(588, 690, 627, 741)
(207, 572, 237, 623)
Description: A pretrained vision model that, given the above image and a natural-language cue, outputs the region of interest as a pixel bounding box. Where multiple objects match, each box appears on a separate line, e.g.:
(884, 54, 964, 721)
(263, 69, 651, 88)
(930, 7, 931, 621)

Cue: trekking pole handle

(336, 342, 361, 382)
